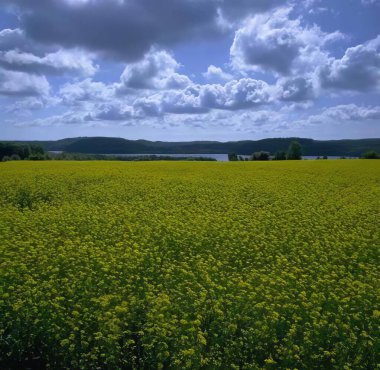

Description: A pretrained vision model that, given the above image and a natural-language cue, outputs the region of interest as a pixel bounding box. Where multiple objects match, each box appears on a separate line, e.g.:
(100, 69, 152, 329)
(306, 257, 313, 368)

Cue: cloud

(119, 49, 191, 90)
(0, 48, 97, 76)
(95, 77, 274, 121)
(361, 0, 380, 5)
(230, 7, 344, 75)
(92, 104, 133, 121)
(128, 78, 273, 117)
(54, 75, 274, 125)
(0, 68, 50, 97)
(59, 78, 114, 105)
(6, 97, 45, 113)
(219, 0, 286, 21)
(320, 36, 380, 91)
(199, 78, 273, 110)
(133, 87, 208, 116)
(277, 77, 315, 101)
(0, 28, 43, 54)
(321, 104, 380, 121)
(203, 65, 233, 82)
(5, 0, 286, 62)
(15, 110, 95, 127)
(302, 104, 380, 125)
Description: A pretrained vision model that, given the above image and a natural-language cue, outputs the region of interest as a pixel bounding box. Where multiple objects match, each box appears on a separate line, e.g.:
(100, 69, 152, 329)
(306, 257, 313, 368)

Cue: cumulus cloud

(133, 87, 207, 116)
(320, 36, 380, 91)
(119, 49, 191, 91)
(302, 104, 380, 125)
(15, 110, 96, 127)
(277, 77, 315, 101)
(203, 65, 233, 82)
(2, 1, 378, 137)
(92, 104, 133, 121)
(230, 7, 343, 75)
(199, 78, 273, 110)
(320, 104, 380, 121)
(0, 27, 97, 76)
(3, 0, 287, 61)
(0, 68, 50, 97)
(0, 28, 43, 54)
(90, 77, 274, 122)
(59, 78, 114, 105)
(6, 97, 45, 113)
(0, 48, 97, 76)
(129, 78, 273, 116)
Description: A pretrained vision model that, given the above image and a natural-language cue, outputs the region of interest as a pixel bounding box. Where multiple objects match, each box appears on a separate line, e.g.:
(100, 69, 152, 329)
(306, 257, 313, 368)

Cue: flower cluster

(0, 160, 379, 369)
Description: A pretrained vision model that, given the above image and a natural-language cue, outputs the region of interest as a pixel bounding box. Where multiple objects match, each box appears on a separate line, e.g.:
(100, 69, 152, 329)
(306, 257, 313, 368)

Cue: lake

(49, 152, 358, 162)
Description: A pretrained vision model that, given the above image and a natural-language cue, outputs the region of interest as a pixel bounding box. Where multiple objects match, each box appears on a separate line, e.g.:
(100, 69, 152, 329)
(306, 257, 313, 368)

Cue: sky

(0, 0, 380, 142)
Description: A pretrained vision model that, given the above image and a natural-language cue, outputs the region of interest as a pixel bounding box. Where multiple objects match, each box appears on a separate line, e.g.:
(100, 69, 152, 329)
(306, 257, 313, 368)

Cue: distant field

(0, 161, 379, 369)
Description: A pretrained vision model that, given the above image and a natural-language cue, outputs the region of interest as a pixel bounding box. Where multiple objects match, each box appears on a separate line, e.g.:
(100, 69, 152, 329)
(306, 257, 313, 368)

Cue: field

(0, 161, 379, 369)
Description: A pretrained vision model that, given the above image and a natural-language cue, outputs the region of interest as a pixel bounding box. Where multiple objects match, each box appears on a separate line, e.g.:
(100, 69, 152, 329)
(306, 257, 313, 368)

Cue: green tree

(362, 151, 379, 159)
(251, 151, 270, 161)
(228, 153, 238, 161)
(274, 151, 286, 160)
(286, 141, 302, 160)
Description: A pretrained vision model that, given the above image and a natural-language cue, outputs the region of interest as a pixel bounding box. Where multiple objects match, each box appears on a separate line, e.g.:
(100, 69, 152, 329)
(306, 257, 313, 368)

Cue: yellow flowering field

(0, 160, 379, 369)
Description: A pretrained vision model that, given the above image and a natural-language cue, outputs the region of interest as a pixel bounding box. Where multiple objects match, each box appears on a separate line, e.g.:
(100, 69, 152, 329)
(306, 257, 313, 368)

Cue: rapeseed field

(0, 161, 379, 369)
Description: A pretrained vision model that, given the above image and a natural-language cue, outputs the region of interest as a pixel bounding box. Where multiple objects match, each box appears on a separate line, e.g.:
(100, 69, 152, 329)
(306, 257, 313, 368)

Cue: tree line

(229, 141, 302, 161)
(0, 142, 48, 161)
(229, 141, 380, 161)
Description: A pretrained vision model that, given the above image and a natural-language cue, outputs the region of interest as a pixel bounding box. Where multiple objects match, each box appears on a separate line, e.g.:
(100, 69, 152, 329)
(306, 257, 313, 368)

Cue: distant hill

(5, 137, 380, 157)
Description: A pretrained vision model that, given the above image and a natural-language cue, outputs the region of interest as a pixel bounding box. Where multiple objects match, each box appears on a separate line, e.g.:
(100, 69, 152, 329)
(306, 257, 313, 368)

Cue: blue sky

(0, 0, 379, 141)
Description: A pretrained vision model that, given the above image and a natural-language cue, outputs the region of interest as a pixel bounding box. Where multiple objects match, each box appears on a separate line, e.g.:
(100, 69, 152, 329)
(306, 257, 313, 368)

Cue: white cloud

(119, 49, 192, 90)
(59, 78, 114, 105)
(301, 104, 380, 125)
(4, 0, 285, 61)
(320, 36, 380, 91)
(0, 48, 97, 76)
(277, 77, 315, 101)
(0, 68, 50, 97)
(203, 65, 233, 81)
(230, 7, 344, 75)
(200, 78, 273, 110)
(0, 28, 97, 76)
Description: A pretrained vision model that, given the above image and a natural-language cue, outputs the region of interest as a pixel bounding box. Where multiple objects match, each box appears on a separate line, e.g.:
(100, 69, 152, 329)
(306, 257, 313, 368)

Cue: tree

(30, 144, 45, 156)
(286, 141, 302, 160)
(362, 151, 379, 159)
(228, 153, 238, 161)
(251, 151, 270, 161)
(274, 151, 286, 160)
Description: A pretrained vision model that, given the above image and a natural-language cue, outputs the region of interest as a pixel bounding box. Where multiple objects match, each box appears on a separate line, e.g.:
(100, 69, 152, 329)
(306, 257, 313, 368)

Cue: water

(92, 153, 229, 161)
(49, 152, 358, 162)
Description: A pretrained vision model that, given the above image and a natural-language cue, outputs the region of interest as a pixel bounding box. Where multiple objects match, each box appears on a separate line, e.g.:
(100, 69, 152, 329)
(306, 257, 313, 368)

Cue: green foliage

(0, 161, 379, 369)
(362, 150, 379, 159)
(251, 151, 270, 161)
(0, 142, 47, 161)
(10, 154, 21, 161)
(287, 141, 302, 160)
(273, 151, 286, 160)
(228, 152, 238, 161)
